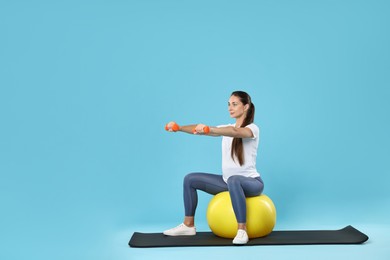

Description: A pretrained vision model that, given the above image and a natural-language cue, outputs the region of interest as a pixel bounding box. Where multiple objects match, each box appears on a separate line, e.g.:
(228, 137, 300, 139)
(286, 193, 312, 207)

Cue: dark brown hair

(230, 91, 255, 166)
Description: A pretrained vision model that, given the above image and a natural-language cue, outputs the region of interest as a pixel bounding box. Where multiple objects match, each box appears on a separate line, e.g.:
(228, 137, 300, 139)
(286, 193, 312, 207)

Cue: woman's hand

(194, 124, 210, 134)
(165, 121, 180, 132)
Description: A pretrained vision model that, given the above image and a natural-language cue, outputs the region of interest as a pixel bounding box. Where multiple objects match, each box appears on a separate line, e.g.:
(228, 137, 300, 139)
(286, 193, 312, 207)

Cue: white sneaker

(233, 229, 249, 244)
(163, 223, 196, 236)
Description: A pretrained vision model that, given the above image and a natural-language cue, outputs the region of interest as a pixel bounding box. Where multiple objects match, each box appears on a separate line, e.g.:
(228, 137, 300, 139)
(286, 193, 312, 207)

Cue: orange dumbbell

(193, 126, 210, 134)
(165, 122, 180, 132)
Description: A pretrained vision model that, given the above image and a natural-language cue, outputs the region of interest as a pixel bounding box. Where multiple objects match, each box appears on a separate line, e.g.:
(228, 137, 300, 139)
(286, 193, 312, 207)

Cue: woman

(163, 91, 264, 245)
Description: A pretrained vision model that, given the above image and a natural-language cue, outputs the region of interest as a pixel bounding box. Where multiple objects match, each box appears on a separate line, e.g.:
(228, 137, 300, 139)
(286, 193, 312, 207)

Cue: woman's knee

(183, 172, 200, 186)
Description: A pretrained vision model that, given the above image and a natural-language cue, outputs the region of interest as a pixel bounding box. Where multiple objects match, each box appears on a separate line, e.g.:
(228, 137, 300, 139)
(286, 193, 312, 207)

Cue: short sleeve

(245, 123, 259, 139)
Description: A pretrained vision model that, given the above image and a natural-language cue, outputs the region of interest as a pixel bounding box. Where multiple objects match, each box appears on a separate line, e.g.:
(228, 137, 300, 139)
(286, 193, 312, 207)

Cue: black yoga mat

(129, 225, 368, 248)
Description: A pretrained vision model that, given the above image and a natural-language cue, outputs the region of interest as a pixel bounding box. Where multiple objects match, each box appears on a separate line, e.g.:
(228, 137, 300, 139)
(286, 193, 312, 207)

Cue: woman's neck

(235, 117, 245, 127)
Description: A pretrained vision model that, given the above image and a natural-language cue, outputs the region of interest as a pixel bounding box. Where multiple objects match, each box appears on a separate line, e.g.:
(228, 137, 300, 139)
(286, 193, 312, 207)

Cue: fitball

(206, 191, 276, 238)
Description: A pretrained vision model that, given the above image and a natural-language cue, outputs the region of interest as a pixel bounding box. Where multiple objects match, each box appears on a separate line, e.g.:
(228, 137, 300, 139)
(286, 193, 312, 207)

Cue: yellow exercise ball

(206, 191, 276, 239)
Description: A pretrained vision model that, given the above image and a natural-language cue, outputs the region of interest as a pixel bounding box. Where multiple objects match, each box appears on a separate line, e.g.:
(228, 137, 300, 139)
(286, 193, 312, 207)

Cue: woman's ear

(244, 104, 249, 111)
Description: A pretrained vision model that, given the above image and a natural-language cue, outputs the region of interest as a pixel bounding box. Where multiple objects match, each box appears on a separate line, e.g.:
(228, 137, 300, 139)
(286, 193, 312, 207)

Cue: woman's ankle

(237, 223, 247, 231)
(184, 216, 195, 227)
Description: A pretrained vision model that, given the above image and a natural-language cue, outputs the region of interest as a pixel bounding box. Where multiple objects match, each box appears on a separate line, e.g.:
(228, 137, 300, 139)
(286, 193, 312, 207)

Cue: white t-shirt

(217, 123, 261, 182)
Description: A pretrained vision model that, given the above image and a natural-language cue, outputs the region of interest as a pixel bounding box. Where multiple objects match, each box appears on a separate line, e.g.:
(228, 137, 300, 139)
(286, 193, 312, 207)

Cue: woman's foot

(233, 229, 249, 244)
(163, 223, 196, 236)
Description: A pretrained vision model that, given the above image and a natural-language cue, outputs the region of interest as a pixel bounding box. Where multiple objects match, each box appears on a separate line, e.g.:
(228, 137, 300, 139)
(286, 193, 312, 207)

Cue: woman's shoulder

(245, 123, 260, 136)
(246, 123, 259, 129)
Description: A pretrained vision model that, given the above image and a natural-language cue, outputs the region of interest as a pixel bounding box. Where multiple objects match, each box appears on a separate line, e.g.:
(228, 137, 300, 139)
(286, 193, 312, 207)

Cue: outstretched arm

(165, 122, 200, 135)
(179, 124, 199, 134)
(166, 122, 253, 138)
(209, 125, 254, 138)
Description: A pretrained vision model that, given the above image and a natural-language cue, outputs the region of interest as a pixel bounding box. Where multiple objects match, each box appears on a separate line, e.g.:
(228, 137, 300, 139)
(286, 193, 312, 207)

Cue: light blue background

(1, 0, 389, 259)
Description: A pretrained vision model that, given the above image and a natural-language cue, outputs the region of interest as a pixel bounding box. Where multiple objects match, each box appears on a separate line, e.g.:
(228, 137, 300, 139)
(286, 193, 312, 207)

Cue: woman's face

(228, 95, 247, 119)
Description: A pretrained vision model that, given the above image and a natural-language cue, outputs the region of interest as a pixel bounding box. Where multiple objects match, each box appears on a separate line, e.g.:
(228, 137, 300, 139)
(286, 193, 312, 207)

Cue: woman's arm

(209, 125, 254, 138)
(166, 122, 253, 138)
(165, 121, 199, 135)
(179, 124, 198, 134)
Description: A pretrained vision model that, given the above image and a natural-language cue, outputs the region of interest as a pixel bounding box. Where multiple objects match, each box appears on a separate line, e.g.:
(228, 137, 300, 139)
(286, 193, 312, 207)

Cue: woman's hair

(230, 91, 255, 166)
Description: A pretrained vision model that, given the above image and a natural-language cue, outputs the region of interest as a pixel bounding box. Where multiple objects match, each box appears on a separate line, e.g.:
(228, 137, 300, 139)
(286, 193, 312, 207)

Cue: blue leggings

(183, 172, 264, 223)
